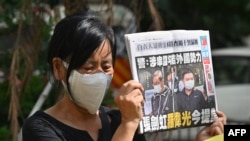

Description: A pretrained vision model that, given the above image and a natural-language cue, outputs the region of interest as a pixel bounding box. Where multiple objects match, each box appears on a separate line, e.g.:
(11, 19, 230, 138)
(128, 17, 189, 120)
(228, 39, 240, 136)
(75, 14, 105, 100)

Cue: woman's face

(76, 40, 114, 75)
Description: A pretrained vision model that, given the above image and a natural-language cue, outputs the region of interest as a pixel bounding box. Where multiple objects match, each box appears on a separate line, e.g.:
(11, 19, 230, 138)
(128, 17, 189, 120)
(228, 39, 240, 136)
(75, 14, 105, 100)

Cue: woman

(22, 11, 226, 141)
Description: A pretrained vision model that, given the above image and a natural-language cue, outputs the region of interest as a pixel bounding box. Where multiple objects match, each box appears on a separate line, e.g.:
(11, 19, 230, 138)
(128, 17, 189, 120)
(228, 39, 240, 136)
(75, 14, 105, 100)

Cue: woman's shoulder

(23, 111, 50, 126)
(22, 111, 60, 132)
(23, 107, 121, 128)
(22, 111, 65, 140)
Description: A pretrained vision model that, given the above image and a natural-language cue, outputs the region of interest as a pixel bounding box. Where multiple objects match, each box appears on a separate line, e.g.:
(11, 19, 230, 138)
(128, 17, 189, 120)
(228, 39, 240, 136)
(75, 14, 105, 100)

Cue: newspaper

(124, 30, 218, 134)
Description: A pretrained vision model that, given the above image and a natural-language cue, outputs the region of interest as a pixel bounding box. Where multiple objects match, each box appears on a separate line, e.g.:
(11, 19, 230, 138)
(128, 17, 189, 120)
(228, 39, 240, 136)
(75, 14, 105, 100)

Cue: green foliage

(0, 126, 11, 141)
(0, 1, 56, 139)
(21, 76, 46, 115)
(0, 0, 24, 34)
(0, 82, 9, 117)
(0, 81, 10, 141)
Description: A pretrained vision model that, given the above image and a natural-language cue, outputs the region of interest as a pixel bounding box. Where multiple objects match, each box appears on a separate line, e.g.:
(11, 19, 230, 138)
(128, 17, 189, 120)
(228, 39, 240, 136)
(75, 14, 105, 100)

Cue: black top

(151, 88, 177, 115)
(177, 89, 206, 113)
(22, 106, 146, 141)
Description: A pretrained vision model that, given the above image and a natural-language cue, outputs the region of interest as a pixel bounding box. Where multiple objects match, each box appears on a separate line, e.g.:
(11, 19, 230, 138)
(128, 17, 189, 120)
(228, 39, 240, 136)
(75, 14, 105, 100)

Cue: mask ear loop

(60, 62, 76, 103)
(62, 60, 70, 90)
(62, 61, 69, 69)
(61, 61, 71, 96)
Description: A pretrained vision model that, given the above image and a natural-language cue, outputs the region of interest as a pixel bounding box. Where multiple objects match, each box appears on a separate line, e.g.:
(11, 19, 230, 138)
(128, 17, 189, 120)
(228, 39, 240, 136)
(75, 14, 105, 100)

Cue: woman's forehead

(92, 42, 112, 57)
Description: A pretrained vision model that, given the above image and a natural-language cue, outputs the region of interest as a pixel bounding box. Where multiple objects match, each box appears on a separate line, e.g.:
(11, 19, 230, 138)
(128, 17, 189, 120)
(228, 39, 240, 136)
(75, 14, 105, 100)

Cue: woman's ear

(52, 57, 66, 81)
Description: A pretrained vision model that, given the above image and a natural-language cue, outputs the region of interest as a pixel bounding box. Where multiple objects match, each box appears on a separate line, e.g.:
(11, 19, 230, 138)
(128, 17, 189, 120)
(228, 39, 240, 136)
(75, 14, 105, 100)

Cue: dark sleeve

(197, 90, 207, 110)
(201, 94, 207, 109)
(151, 96, 156, 115)
(176, 92, 184, 112)
(22, 117, 65, 141)
(107, 109, 146, 141)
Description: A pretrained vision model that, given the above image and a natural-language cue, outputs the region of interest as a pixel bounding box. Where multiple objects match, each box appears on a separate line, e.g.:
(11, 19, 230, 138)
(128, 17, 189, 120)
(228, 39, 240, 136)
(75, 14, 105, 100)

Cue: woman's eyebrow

(85, 58, 112, 64)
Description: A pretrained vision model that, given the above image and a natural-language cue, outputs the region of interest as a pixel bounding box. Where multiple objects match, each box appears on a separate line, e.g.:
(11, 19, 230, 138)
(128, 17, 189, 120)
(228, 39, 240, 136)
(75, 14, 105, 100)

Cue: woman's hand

(112, 80, 144, 141)
(195, 110, 227, 141)
(114, 80, 144, 127)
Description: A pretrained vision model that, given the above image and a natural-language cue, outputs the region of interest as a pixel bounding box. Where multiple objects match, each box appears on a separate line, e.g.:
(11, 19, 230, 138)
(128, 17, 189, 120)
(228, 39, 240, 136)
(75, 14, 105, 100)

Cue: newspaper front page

(124, 30, 217, 134)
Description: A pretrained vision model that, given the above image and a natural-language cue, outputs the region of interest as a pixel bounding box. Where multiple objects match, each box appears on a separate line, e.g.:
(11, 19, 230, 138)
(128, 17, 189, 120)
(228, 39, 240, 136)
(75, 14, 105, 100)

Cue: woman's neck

(45, 93, 101, 129)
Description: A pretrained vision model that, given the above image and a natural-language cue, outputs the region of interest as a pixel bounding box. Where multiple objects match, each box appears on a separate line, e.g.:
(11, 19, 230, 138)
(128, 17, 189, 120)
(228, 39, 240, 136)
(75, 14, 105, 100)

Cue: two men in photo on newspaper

(150, 66, 216, 123)
(146, 66, 217, 140)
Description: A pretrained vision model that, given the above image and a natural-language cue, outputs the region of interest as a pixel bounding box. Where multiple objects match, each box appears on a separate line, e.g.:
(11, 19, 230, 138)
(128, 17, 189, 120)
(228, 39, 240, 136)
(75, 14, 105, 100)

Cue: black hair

(181, 68, 194, 80)
(47, 11, 116, 86)
(170, 66, 175, 72)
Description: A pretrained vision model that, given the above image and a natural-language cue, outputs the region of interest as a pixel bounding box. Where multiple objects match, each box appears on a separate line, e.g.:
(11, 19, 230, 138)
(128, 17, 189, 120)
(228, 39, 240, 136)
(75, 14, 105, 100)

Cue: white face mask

(184, 80, 194, 90)
(63, 70, 112, 114)
(153, 84, 162, 93)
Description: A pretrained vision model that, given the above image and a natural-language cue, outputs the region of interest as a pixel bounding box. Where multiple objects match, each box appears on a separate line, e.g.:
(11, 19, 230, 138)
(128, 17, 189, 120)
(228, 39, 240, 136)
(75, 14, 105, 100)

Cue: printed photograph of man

(151, 69, 176, 115)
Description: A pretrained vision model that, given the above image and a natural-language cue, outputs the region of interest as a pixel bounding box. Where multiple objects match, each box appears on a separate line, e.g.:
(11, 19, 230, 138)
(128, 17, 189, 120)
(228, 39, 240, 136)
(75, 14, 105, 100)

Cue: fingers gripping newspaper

(124, 30, 218, 134)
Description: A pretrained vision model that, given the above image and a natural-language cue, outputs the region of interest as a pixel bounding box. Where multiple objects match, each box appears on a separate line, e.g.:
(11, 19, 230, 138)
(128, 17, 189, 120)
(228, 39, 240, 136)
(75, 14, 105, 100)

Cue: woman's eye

(83, 67, 94, 72)
(103, 65, 112, 71)
(86, 67, 94, 71)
